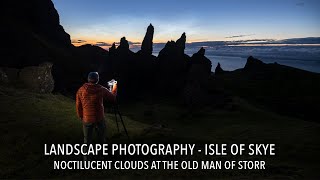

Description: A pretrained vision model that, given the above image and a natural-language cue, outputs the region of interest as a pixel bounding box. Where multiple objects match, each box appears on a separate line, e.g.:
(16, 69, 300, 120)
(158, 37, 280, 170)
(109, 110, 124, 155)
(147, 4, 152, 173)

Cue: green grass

(0, 85, 319, 178)
(214, 67, 320, 122)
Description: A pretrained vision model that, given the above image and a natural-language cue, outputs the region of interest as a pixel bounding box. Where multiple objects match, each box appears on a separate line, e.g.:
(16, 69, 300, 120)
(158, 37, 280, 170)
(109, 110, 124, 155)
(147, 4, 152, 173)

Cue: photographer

(76, 72, 117, 160)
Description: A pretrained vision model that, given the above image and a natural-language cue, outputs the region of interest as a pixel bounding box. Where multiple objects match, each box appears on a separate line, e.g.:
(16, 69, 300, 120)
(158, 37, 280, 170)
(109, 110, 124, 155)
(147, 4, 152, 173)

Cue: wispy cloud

(71, 39, 86, 43)
(225, 34, 255, 39)
(183, 37, 320, 47)
(128, 41, 141, 45)
(112, 41, 141, 46)
(95, 42, 112, 46)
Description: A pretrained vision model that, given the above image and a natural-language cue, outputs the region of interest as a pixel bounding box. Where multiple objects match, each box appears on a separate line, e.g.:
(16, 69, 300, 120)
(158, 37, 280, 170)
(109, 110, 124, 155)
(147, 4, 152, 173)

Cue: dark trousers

(83, 120, 106, 144)
(82, 120, 106, 160)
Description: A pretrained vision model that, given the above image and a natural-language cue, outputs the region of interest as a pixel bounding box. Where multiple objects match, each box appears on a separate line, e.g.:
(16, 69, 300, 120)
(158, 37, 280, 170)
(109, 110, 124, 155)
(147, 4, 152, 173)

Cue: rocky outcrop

(1, 62, 54, 93)
(215, 63, 224, 75)
(244, 56, 265, 71)
(109, 43, 116, 54)
(140, 24, 154, 55)
(0, 69, 9, 83)
(100, 37, 135, 97)
(2, 0, 71, 47)
(130, 24, 157, 95)
(76, 44, 109, 72)
(190, 47, 212, 75)
(19, 62, 54, 93)
(117, 37, 130, 51)
(158, 33, 187, 57)
(0, 0, 86, 94)
(2, 0, 219, 100)
(156, 33, 190, 95)
(1, 0, 73, 68)
(176, 32, 186, 54)
(183, 47, 212, 106)
(0, 68, 20, 83)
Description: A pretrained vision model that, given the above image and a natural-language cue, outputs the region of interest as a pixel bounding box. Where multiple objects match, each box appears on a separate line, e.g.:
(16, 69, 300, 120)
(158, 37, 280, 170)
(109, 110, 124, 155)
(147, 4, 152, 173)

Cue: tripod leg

(115, 106, 129, 140)
(113, 106, 120, 133)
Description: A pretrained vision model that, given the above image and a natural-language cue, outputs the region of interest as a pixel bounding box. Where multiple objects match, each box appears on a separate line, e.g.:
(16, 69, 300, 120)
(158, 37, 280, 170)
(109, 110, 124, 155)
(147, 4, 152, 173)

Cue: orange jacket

(76, 83, 116, 123)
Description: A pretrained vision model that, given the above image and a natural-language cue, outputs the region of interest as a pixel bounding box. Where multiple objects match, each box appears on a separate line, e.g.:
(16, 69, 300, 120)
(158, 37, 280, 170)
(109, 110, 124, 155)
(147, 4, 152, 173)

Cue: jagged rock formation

(132, 24, 157, 96)
(109, 43, 116, 54)
(0, 0, 113, 94)
(1, 0, 72, 68)
(2, 0, 71, 47)
(215, 63, 224, 75)
(190, 47, 212, 75)
(183, 47, 212, 106)
(158, 33, 187, 57)
(1, 0, 218, 100)
(102, 24, 158, 97)
(156, 33, 190, 95)
(76, 44, 109, 72)
(117, 37, 130, 51)
(140, 24, 154, 55)
(244, 56, 265, 71)
(176, 32, 186, 54)
(100, 37, 135, 98)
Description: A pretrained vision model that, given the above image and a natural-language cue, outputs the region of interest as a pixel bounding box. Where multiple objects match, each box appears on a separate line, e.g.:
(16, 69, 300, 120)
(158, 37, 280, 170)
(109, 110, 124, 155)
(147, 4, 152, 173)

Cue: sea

(131, 45, 320, 73)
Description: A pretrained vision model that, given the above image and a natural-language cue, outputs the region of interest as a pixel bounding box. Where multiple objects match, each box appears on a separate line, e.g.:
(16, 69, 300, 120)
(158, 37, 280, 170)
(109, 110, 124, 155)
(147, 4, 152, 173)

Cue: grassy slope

(214, 65, 320, 122)
(0, 85, 319, 178)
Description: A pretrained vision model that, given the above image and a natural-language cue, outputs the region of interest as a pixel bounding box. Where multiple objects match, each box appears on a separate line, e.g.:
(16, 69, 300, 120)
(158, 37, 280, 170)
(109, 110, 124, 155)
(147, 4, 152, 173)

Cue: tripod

(112, 103, 129, 140)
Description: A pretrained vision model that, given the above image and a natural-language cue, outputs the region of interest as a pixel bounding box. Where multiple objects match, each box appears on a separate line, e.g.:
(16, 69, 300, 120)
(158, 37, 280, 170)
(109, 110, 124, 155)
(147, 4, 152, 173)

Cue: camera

(107, 79, 117, 91)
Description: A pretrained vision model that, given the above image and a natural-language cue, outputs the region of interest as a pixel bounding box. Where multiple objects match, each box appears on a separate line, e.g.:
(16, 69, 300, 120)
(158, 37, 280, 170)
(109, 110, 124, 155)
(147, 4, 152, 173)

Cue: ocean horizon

(131, 45, 320, 73)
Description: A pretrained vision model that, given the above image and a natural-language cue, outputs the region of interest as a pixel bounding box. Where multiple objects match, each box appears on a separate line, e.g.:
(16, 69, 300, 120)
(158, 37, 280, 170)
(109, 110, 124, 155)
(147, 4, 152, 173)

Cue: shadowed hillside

(214, 56, 320, 122)
(0, 84, 320, 178)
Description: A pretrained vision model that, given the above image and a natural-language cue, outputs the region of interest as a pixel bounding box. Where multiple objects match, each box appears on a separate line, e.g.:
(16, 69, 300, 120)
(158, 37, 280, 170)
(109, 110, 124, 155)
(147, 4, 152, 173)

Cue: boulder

(0, 68, 9, 83)
(0, 68, 19, 82)
(19, 62, 54, 93)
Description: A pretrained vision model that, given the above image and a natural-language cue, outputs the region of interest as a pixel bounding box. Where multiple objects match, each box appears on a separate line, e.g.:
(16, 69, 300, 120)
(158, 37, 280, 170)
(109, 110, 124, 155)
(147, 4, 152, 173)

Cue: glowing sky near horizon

(52, 0, 320, 46)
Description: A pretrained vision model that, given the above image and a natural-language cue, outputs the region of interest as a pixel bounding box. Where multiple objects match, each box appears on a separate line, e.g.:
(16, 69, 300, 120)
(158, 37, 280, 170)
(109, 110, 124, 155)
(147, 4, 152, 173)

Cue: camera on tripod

(107, 79, 129, 139)
(107, 79, 117, 92)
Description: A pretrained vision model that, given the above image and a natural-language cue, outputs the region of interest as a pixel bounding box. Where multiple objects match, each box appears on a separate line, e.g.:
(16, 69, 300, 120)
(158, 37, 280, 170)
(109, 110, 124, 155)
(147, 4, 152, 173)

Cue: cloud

(71, 39, 86, 43)
(127, 41, 141, 45)
(113, 41, 141, 46)
(95, 42, 112, 46)
(225, 34, 255, 39)
(173, 37, 320, 49)
(229, 39, 276, 44)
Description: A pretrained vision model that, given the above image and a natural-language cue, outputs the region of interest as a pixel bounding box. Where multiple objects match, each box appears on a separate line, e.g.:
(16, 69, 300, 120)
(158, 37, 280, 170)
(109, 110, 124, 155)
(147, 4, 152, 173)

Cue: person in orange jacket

(76, 72, 117, 159)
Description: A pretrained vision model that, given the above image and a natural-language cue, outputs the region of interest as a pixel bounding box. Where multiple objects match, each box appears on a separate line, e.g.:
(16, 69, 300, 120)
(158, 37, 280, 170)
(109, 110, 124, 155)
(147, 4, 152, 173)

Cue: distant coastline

(72, 37, 320, 73)
(128, 45, 320, 73)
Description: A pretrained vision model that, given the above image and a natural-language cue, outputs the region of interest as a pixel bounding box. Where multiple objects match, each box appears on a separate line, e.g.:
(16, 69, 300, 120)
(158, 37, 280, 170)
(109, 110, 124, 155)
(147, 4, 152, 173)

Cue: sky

(52, 0, 320, 47)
